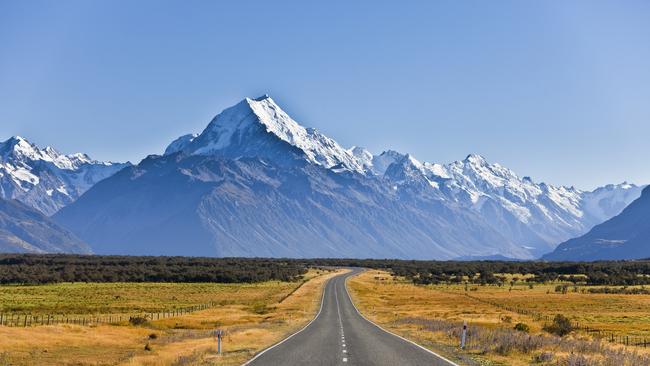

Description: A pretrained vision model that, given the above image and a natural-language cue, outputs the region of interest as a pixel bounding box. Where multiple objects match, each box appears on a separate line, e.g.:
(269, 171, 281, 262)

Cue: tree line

(297, 258, 650, 286)
(3, 254, 650, 286)
(0, 254, 307, 284)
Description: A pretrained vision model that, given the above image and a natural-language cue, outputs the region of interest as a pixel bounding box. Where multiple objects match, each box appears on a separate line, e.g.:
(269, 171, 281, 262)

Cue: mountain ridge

(543, 185, 650, 260)
(0, 136, 131, 215)
(53, 95, 644, 259)
(0, 197, 90, 254)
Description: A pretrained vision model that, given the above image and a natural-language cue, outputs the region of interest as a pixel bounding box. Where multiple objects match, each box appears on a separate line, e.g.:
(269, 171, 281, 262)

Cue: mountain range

(544, 185, 650, 261)
(0, 136, 130, 215)
(48, 95, 643, 259)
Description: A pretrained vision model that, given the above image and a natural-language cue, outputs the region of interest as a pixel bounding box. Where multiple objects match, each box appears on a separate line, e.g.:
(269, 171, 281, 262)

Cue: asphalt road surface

(245, 269, 458, 366)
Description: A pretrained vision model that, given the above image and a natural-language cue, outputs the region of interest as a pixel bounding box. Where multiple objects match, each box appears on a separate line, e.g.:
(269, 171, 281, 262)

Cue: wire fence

(0, 301, 216, 327)
(462, 292, 650, 348)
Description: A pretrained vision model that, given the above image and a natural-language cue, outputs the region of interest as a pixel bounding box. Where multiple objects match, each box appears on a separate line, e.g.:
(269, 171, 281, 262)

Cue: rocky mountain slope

(0, 197, 90, 253)
(543, 185, 650, 260)
(54, 96, 643, 259)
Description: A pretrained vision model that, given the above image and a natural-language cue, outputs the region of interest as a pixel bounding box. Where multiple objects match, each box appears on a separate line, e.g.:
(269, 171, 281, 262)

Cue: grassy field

(0, 281, 299, 315)
(0, 268, 346, 366)
(348, 270, 650, 366)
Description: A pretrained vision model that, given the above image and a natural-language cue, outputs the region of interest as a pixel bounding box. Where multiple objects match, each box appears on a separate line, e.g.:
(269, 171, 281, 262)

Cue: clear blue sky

(1, 1, 648, 190)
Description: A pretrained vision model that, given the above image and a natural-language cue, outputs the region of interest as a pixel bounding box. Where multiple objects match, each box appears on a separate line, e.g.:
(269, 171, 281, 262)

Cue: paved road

(245, 269, 458, 366)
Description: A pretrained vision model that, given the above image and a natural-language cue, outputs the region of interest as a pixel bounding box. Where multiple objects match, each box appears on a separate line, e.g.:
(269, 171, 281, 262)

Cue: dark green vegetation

(3, 255, 650, 286)
(302, 258, 650, 286)
(542, 314, 575, 336)
(0, 254, 306, 284)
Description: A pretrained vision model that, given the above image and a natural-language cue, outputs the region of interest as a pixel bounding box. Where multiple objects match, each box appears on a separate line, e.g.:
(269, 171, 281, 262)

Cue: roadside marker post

(215, 329, 223, 354)
(460, 320, 467, 349)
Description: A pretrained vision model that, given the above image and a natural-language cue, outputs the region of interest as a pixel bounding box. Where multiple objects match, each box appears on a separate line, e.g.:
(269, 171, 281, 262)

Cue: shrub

(144, 343, 152, 351)
(129, 316, 148, 326)
(514, 322, 530, 333)
(543, 314, 574, 336)
(251, 302, 271, 314)
(148, 333, 158, 339)
(501, 315, 513, 323)
(534, 351, 554, 362)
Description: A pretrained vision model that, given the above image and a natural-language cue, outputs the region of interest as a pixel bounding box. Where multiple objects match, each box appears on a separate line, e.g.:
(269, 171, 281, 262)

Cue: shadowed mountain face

(53, 96, 643, 259)
(0, 197, 90, 254)
(543, 186, 650, 261)
(54, 154, 527, 258)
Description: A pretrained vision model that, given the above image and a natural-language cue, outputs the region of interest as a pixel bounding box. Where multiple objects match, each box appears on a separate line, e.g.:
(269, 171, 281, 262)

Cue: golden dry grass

(0, 268, 346, 366)
(347, 270, 650, 366)
(0, 281, 297, 315)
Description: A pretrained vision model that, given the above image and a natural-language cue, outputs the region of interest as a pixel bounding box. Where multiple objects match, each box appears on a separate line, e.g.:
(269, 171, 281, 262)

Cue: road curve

(245, 269, 458, 366)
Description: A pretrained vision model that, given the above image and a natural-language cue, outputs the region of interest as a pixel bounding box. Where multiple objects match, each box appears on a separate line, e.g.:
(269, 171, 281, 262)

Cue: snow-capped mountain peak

(376, 150, 644, 256)
(0, 136, 114, 170)
(157, 97, 645, 258)
(184, 95, 365, 173)
(464, 153, 488, 165)
(0, 136, 130, 215)
(2, 136, 49, 162)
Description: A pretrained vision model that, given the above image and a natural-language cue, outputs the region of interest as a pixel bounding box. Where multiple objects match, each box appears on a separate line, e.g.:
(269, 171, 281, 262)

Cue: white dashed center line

(335, 282, 349, 364)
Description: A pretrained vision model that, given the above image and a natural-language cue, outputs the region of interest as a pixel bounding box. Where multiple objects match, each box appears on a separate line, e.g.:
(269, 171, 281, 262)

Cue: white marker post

(215, 329, 223, 354)
(460, 320, 467, 349)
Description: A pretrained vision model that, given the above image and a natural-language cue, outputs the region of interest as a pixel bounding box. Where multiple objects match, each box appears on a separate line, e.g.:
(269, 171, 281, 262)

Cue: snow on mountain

(183, 95, 365, 173)
(54, 152, 530, 259)
(376, 151, 643, 256)
(52, 95, 644, 259)
(0, 136, 131, 215)
(164, 133, 198, 155)
(347, 148, 406, 176)
(157, 95, 643, 258)
(348, 146, 374, 172)
(543, 185, 650, 261)
(580, 182, 642, 223)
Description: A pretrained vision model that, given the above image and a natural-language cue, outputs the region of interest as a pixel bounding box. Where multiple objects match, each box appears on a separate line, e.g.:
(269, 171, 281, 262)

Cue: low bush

(534, 351, 554, 362)
(514, 322, 530, 333)
(396, 317, 650, 365)
(129, 316, 148, 326)
(543, 314, 574, 336)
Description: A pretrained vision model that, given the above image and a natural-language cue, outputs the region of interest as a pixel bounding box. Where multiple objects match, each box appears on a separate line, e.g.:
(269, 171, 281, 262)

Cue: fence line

(0, 301, 216, 328)
(460, 292, 649, 348)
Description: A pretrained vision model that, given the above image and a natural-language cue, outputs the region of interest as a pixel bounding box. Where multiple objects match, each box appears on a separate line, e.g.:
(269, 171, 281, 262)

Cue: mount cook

(50, 95, 643, 259)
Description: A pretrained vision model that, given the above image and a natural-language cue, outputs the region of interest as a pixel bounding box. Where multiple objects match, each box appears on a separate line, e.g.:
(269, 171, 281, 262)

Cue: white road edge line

(241, 274, 332, 366)
(343, 270, 461, 366)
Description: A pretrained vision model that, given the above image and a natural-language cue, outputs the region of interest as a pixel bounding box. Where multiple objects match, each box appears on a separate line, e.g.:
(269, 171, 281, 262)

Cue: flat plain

(0, 268, 345, 366)
(348, 270, 650, 366)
